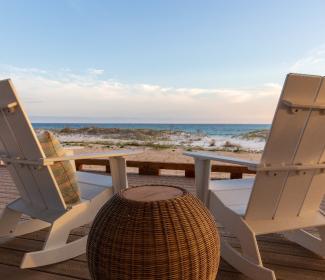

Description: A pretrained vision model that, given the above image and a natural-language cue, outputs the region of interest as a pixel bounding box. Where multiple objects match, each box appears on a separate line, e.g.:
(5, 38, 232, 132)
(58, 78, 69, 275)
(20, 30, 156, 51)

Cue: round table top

(122, 185, 185, 202)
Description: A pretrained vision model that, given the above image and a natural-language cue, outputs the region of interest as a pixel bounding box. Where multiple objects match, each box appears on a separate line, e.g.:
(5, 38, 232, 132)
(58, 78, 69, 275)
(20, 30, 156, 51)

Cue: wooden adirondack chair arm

(42, 149, 144, 165)
(0, 149, 143, 166)
(184, 151, 259, 170)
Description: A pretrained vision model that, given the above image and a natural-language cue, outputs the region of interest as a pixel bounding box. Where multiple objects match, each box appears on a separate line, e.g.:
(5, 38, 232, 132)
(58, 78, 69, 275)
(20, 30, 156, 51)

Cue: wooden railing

(75, 159, 256, 178)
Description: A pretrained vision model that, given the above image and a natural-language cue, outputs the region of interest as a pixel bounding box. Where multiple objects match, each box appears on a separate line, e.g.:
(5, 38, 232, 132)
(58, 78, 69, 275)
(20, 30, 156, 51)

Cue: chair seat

(209, 178, 254, 215)
(76, 171, 113, 201)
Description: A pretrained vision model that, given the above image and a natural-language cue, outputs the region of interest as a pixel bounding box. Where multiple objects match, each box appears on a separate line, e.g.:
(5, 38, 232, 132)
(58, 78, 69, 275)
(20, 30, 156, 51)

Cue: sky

(0, 0, 325, 123)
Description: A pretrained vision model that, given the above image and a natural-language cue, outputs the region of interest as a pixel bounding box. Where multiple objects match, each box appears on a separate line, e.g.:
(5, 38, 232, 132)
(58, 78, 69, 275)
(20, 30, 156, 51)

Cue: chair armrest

(42, 149, 143, 165)
(183, 151, 259, 171)
(0, 149, 143, 166)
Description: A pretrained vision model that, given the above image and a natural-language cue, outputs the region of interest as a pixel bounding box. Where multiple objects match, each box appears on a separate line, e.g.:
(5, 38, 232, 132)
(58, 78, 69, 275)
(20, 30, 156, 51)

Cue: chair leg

(208, 194, 276, 280)
(221, 225, 276, 280)
(21, 234, 88, 268)
(43, 220, 71, 250)
(19, 191, 110, 269)
(284, 226, 325, 258)
(0, 207, 21, 240)
(0, 207, 52, 242)
(14, 219, 51, 237)
(237, 228, 262, 265)
(20, 216, 86, 268)
(20, 188, 112, 268)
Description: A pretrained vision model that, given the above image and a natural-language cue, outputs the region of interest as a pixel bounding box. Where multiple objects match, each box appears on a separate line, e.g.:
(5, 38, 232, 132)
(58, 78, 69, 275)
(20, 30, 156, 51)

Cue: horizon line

(31, 121, 271, 125)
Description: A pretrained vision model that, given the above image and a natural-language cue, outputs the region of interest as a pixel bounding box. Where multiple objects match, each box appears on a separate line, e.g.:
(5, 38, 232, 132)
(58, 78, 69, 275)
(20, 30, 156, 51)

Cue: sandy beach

(33, 126, 265, 169)
(72, 146, 262, 163)
(35, 125, 268, 163)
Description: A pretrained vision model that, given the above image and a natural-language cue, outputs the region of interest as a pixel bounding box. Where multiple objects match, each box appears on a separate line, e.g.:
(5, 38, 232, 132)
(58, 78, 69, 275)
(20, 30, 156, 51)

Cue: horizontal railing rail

(75, 159, 256, 178)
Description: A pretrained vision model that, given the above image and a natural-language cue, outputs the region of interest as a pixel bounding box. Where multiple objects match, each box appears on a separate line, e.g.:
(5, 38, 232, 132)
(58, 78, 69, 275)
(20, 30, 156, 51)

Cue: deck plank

(0, 263, 79, 280)
(1, 167, 325, 279)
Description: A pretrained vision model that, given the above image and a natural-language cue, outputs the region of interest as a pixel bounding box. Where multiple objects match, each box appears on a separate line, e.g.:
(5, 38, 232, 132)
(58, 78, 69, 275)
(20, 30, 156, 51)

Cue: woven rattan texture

(87, 186, 220, 280)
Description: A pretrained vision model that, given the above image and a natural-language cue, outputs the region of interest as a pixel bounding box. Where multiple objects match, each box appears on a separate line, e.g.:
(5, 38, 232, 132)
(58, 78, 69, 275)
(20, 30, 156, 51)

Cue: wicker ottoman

(87, 185, 220, 280)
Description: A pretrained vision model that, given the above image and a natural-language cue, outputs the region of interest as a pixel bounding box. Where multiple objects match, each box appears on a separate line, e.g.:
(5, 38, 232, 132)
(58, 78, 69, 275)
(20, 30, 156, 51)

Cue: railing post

(185, 167, 195, 178)
(75, 161, 83, 171)
(230, 172, 243, 179)
(138, 163, 160, 176)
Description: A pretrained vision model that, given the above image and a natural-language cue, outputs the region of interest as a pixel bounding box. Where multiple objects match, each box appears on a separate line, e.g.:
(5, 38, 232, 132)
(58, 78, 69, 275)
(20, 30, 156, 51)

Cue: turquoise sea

(33, 123, 270, 137)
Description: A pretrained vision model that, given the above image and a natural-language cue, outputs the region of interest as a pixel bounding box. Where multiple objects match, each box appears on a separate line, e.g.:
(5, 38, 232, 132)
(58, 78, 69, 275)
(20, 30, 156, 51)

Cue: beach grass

(37, 126, 268, 153)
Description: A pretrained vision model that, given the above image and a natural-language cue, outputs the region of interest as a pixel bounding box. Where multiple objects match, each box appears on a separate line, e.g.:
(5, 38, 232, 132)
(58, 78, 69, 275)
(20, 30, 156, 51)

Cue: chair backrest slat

(296, 81, 325, 216)
(245, 74, 324, 220)
(0, 79, 66, 211)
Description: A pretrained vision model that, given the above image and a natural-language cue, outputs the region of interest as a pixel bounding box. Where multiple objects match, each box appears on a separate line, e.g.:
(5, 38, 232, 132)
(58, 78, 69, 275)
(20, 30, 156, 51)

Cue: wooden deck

(0, 166, 325, 279)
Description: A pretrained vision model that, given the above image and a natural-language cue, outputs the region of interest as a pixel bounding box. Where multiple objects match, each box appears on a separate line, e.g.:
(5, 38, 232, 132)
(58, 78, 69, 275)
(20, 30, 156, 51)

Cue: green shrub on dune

(239, 129, 269, 141)
(57, 127, 182, 141)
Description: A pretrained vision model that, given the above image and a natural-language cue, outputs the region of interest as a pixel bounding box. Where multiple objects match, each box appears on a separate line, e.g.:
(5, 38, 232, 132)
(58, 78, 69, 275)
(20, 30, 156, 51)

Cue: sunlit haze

(1, 1, 325, 123)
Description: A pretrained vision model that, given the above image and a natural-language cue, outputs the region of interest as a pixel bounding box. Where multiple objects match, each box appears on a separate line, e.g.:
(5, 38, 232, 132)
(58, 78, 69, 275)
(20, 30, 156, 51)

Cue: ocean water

(33, 123, 269, 136)
(33, 123, 271, 151)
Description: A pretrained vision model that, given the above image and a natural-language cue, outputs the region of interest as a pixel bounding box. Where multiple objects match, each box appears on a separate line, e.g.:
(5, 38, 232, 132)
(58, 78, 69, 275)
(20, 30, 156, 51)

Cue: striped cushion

(38, 131, 80, 205)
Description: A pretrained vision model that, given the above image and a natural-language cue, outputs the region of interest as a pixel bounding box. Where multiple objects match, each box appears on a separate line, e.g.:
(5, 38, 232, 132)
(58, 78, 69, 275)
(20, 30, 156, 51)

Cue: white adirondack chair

(0, 79, 141, 268)
(185, 73, 325, 280)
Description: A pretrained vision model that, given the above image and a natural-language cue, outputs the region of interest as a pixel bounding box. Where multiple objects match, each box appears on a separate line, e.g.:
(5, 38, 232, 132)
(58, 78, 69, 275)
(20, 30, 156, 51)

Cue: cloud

(0, 65, 281, 123)
(291, 45, 325, 75)
(87, 68, 105, 76)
